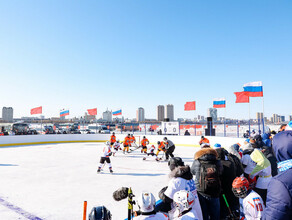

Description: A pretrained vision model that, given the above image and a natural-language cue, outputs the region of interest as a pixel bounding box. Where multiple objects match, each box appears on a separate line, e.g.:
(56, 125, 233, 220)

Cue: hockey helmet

(173, 190, 195, 213)
(116, 139, 120, 143)
(112, 132, 115, 135)
(143, 136, 146, 139)
(232, 177, 250, 198)
(157, 141, 161, 144)
(105, 141, 110, 146)
(168, 157, 184, 171)
(163, 137, 167, 141)
(137, 192, 156, 213)
(88, 206, 112, 220)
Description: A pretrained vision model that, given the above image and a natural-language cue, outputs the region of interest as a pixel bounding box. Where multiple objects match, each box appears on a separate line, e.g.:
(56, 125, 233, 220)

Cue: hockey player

(232, 176, 265, 220)
(130, 134, 136, 146)
(163, 137, 175, 161)
(199, 136, 209, 146)
(173, 190, 199, 220)
(110, 132, 116, 146)
(141, 136, 149, 154)
(97, 141, 113, 173)
(123, 134, 131, 153)
(133, 192, 169, 220)
(143, 145, 157, 161)
(112, 139, 122, 156)
(156, 141, 166, 161)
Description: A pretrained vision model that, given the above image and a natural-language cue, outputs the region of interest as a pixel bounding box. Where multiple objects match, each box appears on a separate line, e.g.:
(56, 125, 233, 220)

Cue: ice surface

(0, 143, 201, 220)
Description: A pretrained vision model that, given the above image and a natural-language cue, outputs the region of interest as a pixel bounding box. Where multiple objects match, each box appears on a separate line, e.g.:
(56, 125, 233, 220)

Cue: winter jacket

(262, 146, 278, 177)
(265, 130, 292, 220)
(190, 148, 223, 197)
(215, 148, 239, 213)
(262, 133, 272, 147)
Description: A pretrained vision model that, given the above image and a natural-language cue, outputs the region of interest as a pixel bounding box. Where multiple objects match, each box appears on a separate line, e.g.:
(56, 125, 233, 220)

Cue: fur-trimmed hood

(194, 148, 218, 160)
(169, 165, 193, 180)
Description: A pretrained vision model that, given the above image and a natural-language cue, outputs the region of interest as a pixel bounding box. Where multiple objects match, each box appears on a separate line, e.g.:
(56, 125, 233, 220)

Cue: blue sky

(0, 0, 291, 120)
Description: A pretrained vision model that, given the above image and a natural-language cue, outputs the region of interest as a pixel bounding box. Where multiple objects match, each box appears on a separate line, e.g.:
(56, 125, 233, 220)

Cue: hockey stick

(222, 194, 235, 220)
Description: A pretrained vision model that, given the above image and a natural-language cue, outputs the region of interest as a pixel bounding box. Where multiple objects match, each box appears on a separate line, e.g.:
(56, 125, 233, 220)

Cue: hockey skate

(109, 168, 113, 173)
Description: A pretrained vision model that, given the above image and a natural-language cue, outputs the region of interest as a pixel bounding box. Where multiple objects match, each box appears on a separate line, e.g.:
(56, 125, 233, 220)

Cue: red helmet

(232, 177, 249, 198)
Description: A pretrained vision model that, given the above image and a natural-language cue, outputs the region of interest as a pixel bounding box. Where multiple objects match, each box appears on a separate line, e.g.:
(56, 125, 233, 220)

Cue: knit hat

(285, 121, 292, 131)
(213, 143, 221, 148)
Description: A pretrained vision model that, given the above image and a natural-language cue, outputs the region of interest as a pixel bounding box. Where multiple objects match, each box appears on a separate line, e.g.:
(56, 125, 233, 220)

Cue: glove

(108, 152, 113, 156)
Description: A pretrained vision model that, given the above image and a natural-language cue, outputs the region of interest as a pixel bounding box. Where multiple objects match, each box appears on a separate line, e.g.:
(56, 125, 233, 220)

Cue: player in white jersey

(172, 190, 199, 220)
(133, 192, 169, 220)
(143, 145, 157, 161)
(97, 141, 113, 173)
(232, 176, 265, 220)
(112, 140, 122, 156)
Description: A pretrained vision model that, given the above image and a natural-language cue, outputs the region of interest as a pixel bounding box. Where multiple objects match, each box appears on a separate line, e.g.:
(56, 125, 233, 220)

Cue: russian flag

(60, 109, 69, 117)
(213, 98, 226, 108)
(243, 81, 263, 97)
(113, 109, 122, 116)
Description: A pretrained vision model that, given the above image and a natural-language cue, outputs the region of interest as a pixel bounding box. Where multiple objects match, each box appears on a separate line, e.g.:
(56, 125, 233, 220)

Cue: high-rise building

(256, 112, 264, 121)
(280, 116, 285, 122)
(272, 114, 278, 123)
(136, 107, 145, 122)
(2, 107, 13, 122)
(289, 115, 292, 121)
(157, 105, 165, 121)
(207, 108, 217, 121)
(102, 110, 112, 122)
(166, 104, 174, 121)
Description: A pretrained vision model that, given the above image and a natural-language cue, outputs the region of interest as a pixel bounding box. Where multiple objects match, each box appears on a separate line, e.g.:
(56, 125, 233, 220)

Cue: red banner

(184, 101, 196, 111)
(30, 106, 42, 115)
(234, 92, 249, 103)
(87, 108, 97, 116)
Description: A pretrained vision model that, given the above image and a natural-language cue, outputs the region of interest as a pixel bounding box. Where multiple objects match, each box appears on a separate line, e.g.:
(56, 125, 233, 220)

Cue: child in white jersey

(97, 141, 113, 173)
(133, 192, 169, 220)
(232, 176, 265, 220)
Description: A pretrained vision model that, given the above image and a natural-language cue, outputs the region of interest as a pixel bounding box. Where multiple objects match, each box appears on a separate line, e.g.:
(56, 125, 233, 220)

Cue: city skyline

(0, 1, 291, 120)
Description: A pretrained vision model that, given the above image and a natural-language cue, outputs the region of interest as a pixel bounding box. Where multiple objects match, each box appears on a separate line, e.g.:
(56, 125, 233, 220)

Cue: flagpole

(224, 106, 226, 137)
(262, 96, 265, 133)
(248, 102, 251, 135)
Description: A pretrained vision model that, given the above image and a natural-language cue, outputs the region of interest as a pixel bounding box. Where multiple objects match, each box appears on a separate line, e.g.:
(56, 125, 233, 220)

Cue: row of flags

(30, 107, 122, 117)
(184, 81, 263, 111)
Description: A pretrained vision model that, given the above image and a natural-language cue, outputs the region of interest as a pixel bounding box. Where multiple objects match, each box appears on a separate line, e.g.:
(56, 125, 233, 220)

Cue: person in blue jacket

(265, 122, 292, 220)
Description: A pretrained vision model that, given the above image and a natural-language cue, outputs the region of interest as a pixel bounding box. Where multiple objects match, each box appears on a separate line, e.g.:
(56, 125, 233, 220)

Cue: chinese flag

(31, 106, 42, 115)
(234, 92, 249, 103)
(184, 101, 196, 111)
(87, 108, 97, 116)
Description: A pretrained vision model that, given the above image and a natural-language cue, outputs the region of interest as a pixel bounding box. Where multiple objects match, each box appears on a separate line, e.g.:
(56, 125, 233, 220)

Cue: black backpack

(199, 160, 221, 195)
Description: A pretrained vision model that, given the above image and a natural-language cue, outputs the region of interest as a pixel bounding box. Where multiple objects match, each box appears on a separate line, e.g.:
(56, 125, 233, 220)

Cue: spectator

(214, 146, 239, 218)
(265, 125, 292, 219)
(279, 124, 287, 132)
(262, 146, 278, 177)
(191, 147, 222, 220)
(158, 157, 203, 220)
(88, 206, 112, 220)
(184, 130, 190, 136)
(134, 192, 168, 220)
(262, 133, 272, 147)
(249, 149, 272, 205)
(243, 130, 250, 138)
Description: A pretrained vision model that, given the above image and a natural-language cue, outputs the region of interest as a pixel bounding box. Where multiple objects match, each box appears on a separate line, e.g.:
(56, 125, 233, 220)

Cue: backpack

(199, 160, 221, 195)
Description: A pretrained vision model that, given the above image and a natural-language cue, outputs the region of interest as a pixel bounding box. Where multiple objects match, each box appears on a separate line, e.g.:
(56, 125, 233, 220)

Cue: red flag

(87, 108, 97, 116)
(184, 101, 196, 111)
(234, 92, 249, 103)
(31, 106, 42, 115)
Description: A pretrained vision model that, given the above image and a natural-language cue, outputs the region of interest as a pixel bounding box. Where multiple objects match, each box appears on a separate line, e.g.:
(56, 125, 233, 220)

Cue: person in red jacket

(140, 136, 149, 154)
(199, 136, 209, 146)
(110, 132, 116, 146)
(123, 134, 131, 153)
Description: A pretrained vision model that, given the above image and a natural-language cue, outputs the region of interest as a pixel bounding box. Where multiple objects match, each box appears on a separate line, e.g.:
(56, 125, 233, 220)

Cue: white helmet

(173, 190, 195, 213)
(137, 192, 156, 213)
(105, 141, 110, 145)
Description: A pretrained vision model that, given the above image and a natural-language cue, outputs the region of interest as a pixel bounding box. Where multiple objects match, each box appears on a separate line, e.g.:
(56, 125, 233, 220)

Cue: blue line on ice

(0, 197, 43, 220)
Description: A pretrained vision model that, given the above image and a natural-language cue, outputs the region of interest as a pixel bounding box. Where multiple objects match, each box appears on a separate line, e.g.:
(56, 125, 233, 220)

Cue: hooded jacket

(262, 146, 278, 177)
(265, 131, 292, 220)
(190, 148, 222, 197)
(215, 148, 239, 212)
